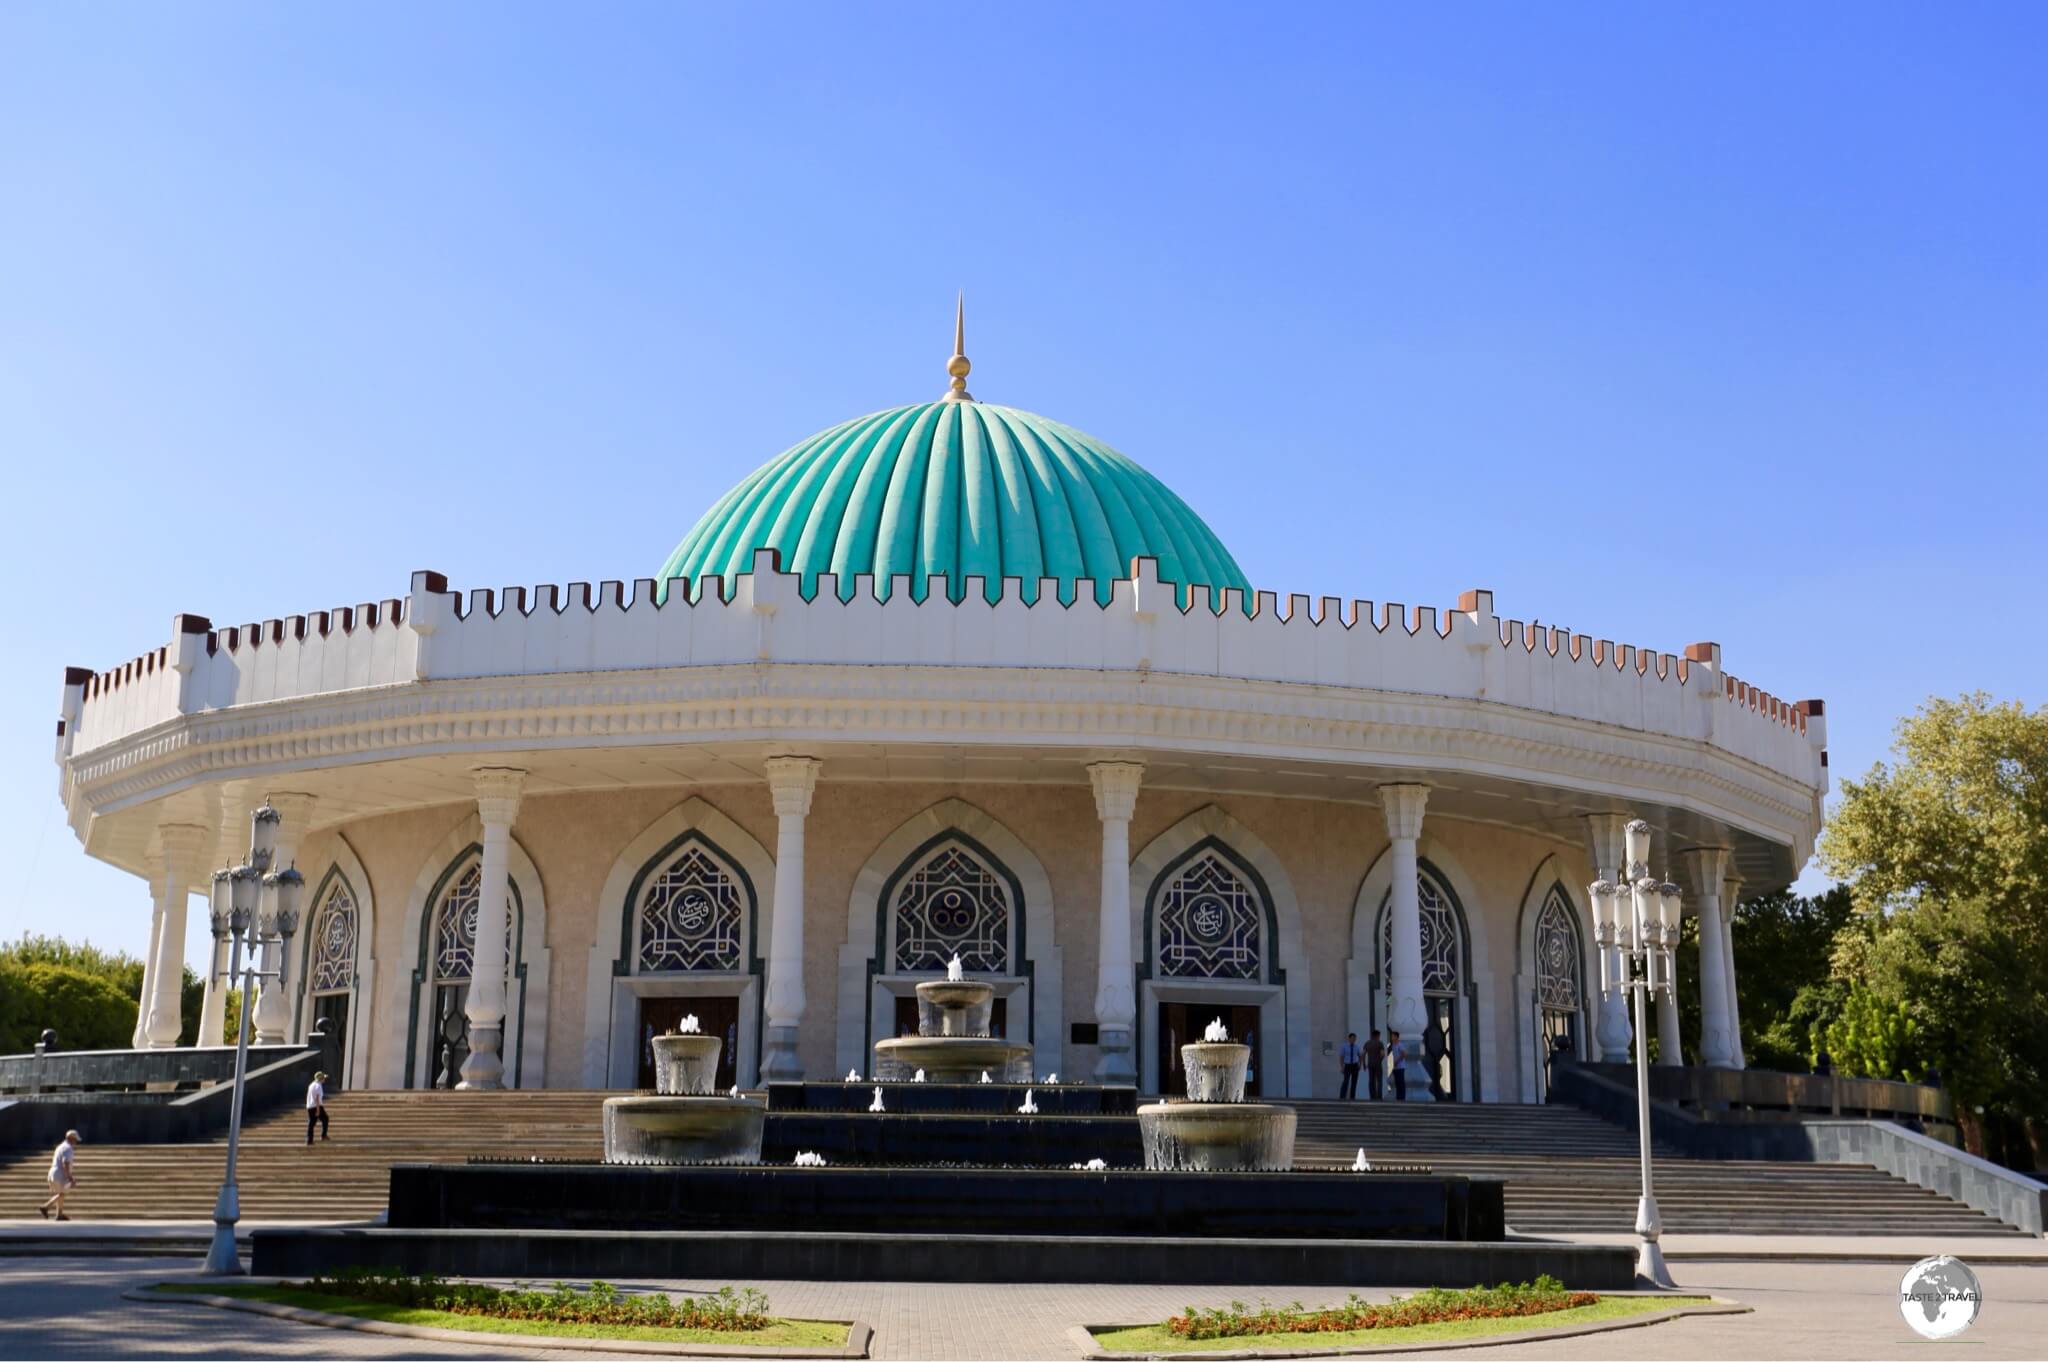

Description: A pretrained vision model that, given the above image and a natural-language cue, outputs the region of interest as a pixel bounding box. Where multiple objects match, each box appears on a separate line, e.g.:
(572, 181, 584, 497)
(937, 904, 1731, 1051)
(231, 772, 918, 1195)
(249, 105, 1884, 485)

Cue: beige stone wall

(309, 779, 1598, 1100)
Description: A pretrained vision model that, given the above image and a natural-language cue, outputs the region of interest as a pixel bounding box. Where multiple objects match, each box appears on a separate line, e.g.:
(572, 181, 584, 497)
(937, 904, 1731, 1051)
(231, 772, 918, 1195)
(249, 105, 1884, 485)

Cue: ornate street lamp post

(1590, 818, 1682, 1289)
(201, 803, 303, 1276)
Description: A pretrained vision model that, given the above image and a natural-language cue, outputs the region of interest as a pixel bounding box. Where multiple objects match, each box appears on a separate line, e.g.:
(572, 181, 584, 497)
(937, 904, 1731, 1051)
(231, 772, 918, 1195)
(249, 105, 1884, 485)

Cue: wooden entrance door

(1157, 999, 1265, 1097)
(636, 994, 741, 1090)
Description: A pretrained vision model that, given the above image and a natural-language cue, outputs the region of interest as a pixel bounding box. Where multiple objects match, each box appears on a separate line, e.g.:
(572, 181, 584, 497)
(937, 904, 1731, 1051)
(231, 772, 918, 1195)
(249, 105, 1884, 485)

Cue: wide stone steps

(1278, 1100, 2022, 1235)
(0, 1091, 604, 1221)
(1, 1089, 2023, 1236)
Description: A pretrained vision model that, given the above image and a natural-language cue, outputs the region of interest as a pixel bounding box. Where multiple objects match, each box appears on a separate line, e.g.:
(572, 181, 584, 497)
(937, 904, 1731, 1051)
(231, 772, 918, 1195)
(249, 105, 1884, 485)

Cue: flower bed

(1168, 1277, 1598, 1340)
(304, 1268, 771, 1331)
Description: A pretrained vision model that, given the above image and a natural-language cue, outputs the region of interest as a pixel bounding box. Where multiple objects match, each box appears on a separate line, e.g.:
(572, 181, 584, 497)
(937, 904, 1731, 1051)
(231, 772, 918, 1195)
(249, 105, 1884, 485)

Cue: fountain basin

(1178, 1040, 1251, 1103)
(914, 981, 997, 1036)
(648, 1032, 723, 1097)
(1137, 1101, 1297, 1171)
(872, 1035, 1033, 1084)
(602, 1095, 765, 1165)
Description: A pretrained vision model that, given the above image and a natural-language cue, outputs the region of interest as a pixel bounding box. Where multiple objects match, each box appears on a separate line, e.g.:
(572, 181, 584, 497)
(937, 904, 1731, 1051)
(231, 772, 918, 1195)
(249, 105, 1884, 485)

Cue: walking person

(37, 1130, 81, 1220)
(1363, 1028, 1386, 1101)
(1339, 1032, 1362, 1099)
(305, 1071, 330, 1146)
(1387, 1030, 1407, 1102)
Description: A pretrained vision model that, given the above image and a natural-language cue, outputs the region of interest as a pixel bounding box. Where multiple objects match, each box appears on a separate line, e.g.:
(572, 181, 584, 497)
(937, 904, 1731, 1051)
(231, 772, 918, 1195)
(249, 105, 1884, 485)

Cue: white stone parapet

(56, 553, 1828, 877)
(63, 556, 1823, 770)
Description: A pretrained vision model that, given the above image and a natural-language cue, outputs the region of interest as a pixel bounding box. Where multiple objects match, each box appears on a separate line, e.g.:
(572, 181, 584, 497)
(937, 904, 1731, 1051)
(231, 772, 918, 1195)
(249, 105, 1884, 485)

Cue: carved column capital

(1680, 847, 1732, 898)
(1583, 814, 1629, 880)
(1379, 784, 1429, 842)
(472, 768, 526, 828)
(156, 823, 211, 880)
(764, 756, 821, 817)
(1087, 762, 1144, 822)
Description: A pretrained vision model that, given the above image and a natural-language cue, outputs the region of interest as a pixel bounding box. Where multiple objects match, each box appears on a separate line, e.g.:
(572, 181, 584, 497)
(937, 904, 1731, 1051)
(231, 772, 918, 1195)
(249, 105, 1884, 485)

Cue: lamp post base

(1633, 1236, 1676, 1290)
(202, 1181, 244, 1276)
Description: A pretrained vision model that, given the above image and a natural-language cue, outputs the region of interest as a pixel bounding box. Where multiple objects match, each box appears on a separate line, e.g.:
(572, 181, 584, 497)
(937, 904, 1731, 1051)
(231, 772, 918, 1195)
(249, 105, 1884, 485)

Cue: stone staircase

(0, 1089, 2023, 1237)
(1282, 1099, 2025, 1236)
(0, 1091, 603, 1222)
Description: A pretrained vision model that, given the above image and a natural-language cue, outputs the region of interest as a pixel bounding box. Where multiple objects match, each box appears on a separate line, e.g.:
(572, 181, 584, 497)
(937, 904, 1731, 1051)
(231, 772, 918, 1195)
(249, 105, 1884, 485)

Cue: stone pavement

(1, 1253, 2044, 1360)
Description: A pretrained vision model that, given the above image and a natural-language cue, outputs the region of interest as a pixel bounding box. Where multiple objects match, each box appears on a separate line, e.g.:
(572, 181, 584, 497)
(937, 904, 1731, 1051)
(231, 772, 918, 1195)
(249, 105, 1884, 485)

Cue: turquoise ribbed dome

(659, 401, 1250, 608)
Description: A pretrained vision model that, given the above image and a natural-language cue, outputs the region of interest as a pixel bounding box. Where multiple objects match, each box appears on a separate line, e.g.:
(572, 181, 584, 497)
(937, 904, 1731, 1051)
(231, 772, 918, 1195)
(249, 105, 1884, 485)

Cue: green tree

(1820, 693, 2048, 1161)
(1, 933, 145, 999)
(1732, 886, 1856, 1071)
(0, 959, 138, 1052)
(1, 932, 219, 1050)
(1819, 982, 1924, 1081)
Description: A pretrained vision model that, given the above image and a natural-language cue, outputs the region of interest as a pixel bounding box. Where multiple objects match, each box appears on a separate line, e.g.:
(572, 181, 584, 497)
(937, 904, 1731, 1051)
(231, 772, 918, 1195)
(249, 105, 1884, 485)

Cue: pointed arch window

(1535, 889, 1582, 1012)
(1156, 848, 1264, 980)
(1533, 885, 1585, 1092)
(1380, 869, 1464, 997)
(428, 860, 515, 1088)
(636, 844, 745, 972)
(1375, 864, 1470, 1100)
(309, 882, 358, 994)
(891, 839, 1012, 975)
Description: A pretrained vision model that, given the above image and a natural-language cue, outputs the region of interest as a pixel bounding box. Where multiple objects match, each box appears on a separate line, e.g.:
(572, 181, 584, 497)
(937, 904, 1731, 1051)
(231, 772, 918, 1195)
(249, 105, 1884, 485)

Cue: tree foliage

(0, 960, 138, 1053)
(1820, 693, 2048, 1145)
(1816, 982, 1924, 1082)
(0, 931, 217, 1051)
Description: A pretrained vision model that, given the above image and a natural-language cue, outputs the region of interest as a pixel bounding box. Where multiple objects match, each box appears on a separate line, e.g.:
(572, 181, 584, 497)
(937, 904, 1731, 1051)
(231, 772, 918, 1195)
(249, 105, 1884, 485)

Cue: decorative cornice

(59, 663, 1821, 843)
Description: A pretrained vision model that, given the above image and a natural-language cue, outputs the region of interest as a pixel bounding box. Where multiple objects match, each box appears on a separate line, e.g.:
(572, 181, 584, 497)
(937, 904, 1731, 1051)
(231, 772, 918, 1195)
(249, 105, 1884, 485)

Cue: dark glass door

(1156, 1000, 1264, 1097)
(311, 993, 350, 1088)
(431, 983, 470, 1089)
(1538, 1007, 1576, 1101)
(637, 994, 741, 1090)
(1423, 995, 1458, 1101)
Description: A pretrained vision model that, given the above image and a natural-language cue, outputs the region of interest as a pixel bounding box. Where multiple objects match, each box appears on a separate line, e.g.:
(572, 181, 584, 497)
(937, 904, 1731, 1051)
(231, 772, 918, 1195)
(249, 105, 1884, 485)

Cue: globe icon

(1899, 1255, 1981, 1339)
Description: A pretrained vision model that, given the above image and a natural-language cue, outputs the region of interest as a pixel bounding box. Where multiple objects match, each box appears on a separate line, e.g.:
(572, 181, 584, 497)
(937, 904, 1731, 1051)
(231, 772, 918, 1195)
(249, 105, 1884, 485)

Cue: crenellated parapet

(62, 595, 415, 755)
(59, 551, 1826, 802)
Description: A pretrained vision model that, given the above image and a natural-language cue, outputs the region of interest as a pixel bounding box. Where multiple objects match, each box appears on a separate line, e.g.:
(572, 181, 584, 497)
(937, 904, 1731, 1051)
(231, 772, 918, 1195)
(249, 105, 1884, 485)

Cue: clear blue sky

(3, 4, 2043, 970)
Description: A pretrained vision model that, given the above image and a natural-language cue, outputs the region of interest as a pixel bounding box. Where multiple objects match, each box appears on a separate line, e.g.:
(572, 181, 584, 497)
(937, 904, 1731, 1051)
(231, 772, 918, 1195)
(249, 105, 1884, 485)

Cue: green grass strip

(148, 1282, 848, 1348)
(1092, 1296, 1713, 1354)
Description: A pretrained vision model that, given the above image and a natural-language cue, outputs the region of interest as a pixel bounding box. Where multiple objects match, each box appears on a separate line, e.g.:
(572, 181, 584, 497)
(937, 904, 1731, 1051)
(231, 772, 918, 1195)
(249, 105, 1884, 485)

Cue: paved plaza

(1, 1251, 2044, 1360)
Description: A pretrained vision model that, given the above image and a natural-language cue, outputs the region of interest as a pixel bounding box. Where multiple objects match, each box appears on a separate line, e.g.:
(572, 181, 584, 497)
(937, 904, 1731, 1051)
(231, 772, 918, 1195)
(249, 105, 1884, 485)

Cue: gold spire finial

(942, 291, 974, 402)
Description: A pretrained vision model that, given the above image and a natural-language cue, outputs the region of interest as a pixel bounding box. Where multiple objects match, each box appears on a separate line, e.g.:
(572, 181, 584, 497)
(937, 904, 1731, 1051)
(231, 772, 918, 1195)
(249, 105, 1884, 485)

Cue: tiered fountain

(872, 956, 1033, 1083)
(602, 1015, 764, 1164)
(1136, 1017, 1298, 1170)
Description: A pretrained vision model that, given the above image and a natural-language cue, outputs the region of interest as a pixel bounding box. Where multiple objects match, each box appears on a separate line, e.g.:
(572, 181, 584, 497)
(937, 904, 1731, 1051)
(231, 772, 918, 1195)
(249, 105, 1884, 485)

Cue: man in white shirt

(38, 1130, 81, 1220)
(306, 1071, 330, 1146)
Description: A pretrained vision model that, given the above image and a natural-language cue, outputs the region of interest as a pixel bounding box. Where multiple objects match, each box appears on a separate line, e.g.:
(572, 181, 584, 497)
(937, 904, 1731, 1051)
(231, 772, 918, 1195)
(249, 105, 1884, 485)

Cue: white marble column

(1721, 869, 1746, 1069)
(1682, 848, 1738, 1068)
(133, 897, 165, 1049)
(1583, 815, 1636, 1063)
(197, 868, 231, 1046)
(1381, 784, 1434, 1100)
(251, 794, 315, 1045)
(762, 756, 821, 1082)
(458, 771, 523, 1089)
(143, 825, 209, 1048)
(1087, 762, 1144, 1085)
(1654, 901, 1684, 1067)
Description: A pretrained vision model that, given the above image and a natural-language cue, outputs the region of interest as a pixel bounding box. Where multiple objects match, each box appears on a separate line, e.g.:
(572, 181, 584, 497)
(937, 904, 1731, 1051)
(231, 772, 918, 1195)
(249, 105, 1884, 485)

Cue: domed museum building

(54, 316, 1828, 1104)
